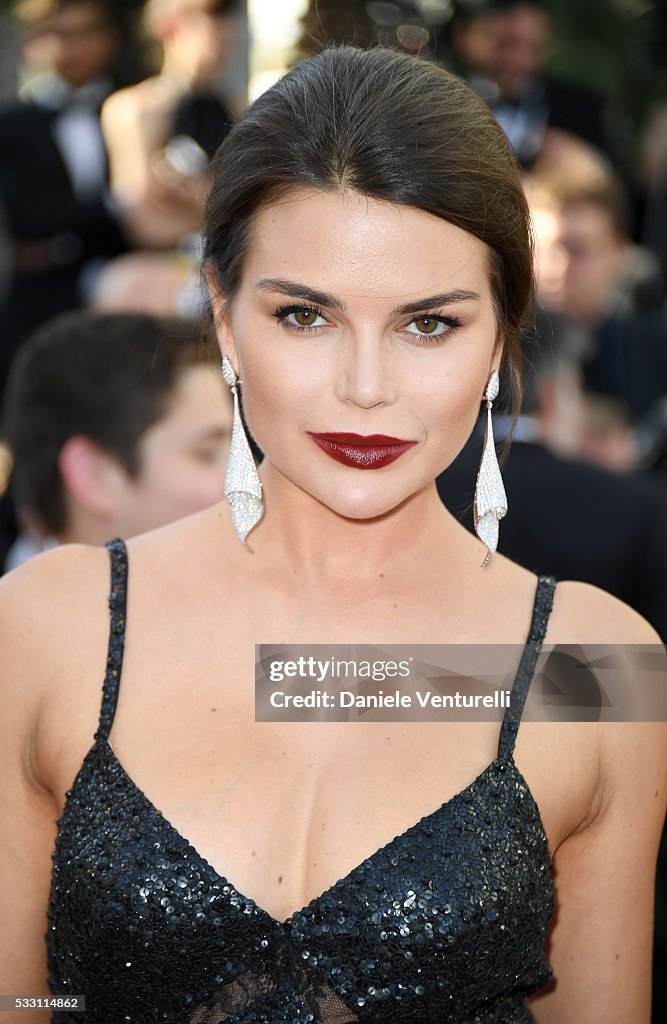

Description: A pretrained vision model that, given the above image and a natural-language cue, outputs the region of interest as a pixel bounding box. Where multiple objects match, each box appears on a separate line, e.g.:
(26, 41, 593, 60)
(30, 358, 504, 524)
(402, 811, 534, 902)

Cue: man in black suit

(436, 311, 667, 642)
(459, 0, 606, 168)
(0, 0, 128, 404)
(556, 180, 667, 423)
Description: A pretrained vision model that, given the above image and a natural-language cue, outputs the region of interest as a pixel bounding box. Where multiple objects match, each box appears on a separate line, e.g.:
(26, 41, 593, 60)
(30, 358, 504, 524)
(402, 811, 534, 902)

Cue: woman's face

(213, 188, 501, 521)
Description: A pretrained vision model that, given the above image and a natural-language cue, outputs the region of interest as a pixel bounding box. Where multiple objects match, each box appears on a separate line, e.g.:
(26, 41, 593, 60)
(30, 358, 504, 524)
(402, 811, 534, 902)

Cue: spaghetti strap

(93, 537, 128, 745)
(497, 574, 557, 761)
(50, 545, 556, 1020)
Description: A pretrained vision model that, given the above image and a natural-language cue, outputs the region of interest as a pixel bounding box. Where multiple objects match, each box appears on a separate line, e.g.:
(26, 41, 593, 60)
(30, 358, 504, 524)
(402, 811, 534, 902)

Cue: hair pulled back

(204, 46, 534, 421)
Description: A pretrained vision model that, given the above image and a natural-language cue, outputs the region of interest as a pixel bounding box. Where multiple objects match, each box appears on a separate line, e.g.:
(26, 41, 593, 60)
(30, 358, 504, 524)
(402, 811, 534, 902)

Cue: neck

(56, 506, 119, 547)
(247, 461, 470, 587)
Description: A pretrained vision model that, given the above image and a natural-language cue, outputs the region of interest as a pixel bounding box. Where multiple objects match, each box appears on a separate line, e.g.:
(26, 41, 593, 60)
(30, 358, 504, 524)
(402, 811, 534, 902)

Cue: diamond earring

(221, 355, 264, 543)
(473, 369, 507, 569)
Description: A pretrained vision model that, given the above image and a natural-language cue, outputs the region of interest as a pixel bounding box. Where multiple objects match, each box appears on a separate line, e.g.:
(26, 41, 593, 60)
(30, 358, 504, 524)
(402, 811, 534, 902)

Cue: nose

(335, 329, 399, 410)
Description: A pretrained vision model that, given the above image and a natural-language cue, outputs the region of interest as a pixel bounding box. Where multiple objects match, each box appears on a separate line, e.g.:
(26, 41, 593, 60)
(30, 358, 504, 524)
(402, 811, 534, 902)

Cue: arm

(0, 546, 102, 1022)
(0, 747, 57, 1022)
(0, 561, 59, 1019)
(101, 84, 207, 250)
(100, 83, 169, 209)
(528, 589, 667, 1022)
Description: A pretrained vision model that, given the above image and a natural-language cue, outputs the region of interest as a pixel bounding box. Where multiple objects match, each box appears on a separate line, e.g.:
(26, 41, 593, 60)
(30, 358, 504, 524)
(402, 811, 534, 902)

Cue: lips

(307, 432, 417, 469)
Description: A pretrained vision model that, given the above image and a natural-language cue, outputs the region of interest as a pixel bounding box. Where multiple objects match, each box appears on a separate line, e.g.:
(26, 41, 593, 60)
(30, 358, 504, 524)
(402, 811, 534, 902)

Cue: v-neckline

(93, 737, 541, 930)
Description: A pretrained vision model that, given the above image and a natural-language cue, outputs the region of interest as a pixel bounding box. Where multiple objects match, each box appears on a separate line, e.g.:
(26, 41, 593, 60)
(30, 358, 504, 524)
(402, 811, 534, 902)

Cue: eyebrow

(392, 291, 481, 316)
(256, 278, 481, 315)
(257, 278, 346, 310)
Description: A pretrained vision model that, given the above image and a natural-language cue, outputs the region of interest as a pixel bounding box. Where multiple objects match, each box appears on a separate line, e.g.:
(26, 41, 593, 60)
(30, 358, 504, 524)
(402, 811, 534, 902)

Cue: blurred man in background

(447, 1, 502, 86)
(1, 311, 231, 569)
(436, 309, 667, 643)
(451, 0, 606, 168)
(0, 0, 129, 405)
(557, 181, 667, 422)
(527, 166, 667, 425)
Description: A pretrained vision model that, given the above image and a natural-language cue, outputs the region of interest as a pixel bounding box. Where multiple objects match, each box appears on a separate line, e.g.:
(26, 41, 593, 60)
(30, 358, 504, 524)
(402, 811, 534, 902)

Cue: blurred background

(0, 1, 665, 1014)
(3, 0, 665, 613)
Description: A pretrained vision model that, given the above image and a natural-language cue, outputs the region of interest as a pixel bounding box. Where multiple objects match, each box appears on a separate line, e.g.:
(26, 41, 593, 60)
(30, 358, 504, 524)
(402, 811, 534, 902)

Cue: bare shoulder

(547, 577, 666, 827)
(0, 545, 114, 1000)
(546, 577, 663, 645)
(525, 581, 666, 1020)
(548, 577, 665, 734)
(0, 540, 109, 618)
(122, 501, 232, 578)
(0, 543, 111, 752)
(543, 578, 665, 826)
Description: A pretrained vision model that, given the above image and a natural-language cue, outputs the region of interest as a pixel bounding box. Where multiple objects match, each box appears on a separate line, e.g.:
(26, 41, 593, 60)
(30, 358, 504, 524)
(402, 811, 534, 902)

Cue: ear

(57, 436, 130, 520)
(205, 261, 240, 373)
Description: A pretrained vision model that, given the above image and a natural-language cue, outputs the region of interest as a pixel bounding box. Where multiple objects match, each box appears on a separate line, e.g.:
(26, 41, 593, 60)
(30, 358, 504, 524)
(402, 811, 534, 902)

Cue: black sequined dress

(47, 538, 557, 1023)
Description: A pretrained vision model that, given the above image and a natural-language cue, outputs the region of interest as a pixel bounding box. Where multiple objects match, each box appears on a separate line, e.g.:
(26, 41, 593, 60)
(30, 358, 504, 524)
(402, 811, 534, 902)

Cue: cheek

(177, 469, 227, 510)
(238, 342, 327, 441)
(233, 312, 495, 461)
(414, 373, 484, 459)
(150, 458, 227, 509)
(415, 336, 493, 428)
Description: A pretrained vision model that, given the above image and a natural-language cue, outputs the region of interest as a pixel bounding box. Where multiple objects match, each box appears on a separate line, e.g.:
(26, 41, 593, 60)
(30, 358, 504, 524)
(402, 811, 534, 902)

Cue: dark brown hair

(560, 178, 632, 240)
(204, 45, 533, 437)
(2, 312, 220, 534)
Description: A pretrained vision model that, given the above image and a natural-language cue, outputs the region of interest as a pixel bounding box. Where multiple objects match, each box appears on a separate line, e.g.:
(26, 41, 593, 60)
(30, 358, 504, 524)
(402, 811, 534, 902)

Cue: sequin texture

(46, 538, 556, 1023)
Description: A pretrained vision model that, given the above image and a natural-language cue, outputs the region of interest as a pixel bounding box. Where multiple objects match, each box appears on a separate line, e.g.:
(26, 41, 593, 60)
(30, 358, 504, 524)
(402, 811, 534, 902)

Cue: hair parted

(204, 45, 534, 432)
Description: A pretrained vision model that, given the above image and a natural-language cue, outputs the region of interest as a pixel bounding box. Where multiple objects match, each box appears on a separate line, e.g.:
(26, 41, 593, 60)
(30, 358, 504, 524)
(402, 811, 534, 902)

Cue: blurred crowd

(0, 0, 665, 1017)
(0, 0, 240, 568)
(0, 0, 663, 593)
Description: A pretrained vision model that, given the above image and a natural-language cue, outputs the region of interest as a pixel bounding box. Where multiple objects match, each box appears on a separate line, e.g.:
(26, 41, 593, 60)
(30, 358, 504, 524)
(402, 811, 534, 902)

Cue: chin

(313, 481, 414, 522)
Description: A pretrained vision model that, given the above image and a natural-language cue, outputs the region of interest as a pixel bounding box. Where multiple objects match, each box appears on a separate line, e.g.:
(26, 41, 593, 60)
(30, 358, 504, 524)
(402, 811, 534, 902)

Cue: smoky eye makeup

(272, 303, 328, 331)
(272, 302, 465, 344)
(403, 313, 463, 338)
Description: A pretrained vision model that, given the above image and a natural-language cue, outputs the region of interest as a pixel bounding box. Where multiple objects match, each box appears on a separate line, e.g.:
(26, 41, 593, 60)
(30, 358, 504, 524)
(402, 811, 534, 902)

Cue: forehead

(155, 364, 228, 426)
(504, 5, 550, 36)
(560, 202, 616, 239)
(51, 2, 109, 26)
(242, 188, 491, 302)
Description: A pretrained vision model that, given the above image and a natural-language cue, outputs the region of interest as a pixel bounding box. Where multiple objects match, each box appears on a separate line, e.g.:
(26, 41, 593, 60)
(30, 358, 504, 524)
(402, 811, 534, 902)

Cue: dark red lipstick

(307, 432, 417, 469)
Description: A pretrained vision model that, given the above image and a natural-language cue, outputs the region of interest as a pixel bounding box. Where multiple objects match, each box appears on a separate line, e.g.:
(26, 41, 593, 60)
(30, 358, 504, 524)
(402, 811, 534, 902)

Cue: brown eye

(293, 309, 319, 326)
(274, 305, 328, 331)
(404, 314, 459, 339)
(414, 316, 440, 334)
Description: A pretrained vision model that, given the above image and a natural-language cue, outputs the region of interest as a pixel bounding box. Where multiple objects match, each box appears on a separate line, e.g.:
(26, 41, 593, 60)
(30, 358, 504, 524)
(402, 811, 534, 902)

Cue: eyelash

(272, 303, 463, 343)
(272, 304, 327, 332)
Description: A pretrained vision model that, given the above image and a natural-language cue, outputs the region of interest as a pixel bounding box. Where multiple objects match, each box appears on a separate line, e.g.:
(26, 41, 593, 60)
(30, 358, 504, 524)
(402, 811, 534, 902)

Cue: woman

(0, 46, 665, 1024)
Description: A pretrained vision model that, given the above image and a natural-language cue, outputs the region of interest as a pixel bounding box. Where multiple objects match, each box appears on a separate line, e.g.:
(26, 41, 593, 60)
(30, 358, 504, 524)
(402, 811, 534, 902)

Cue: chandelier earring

(473, 368, 507, 569)
(221, 355, 264, 544)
